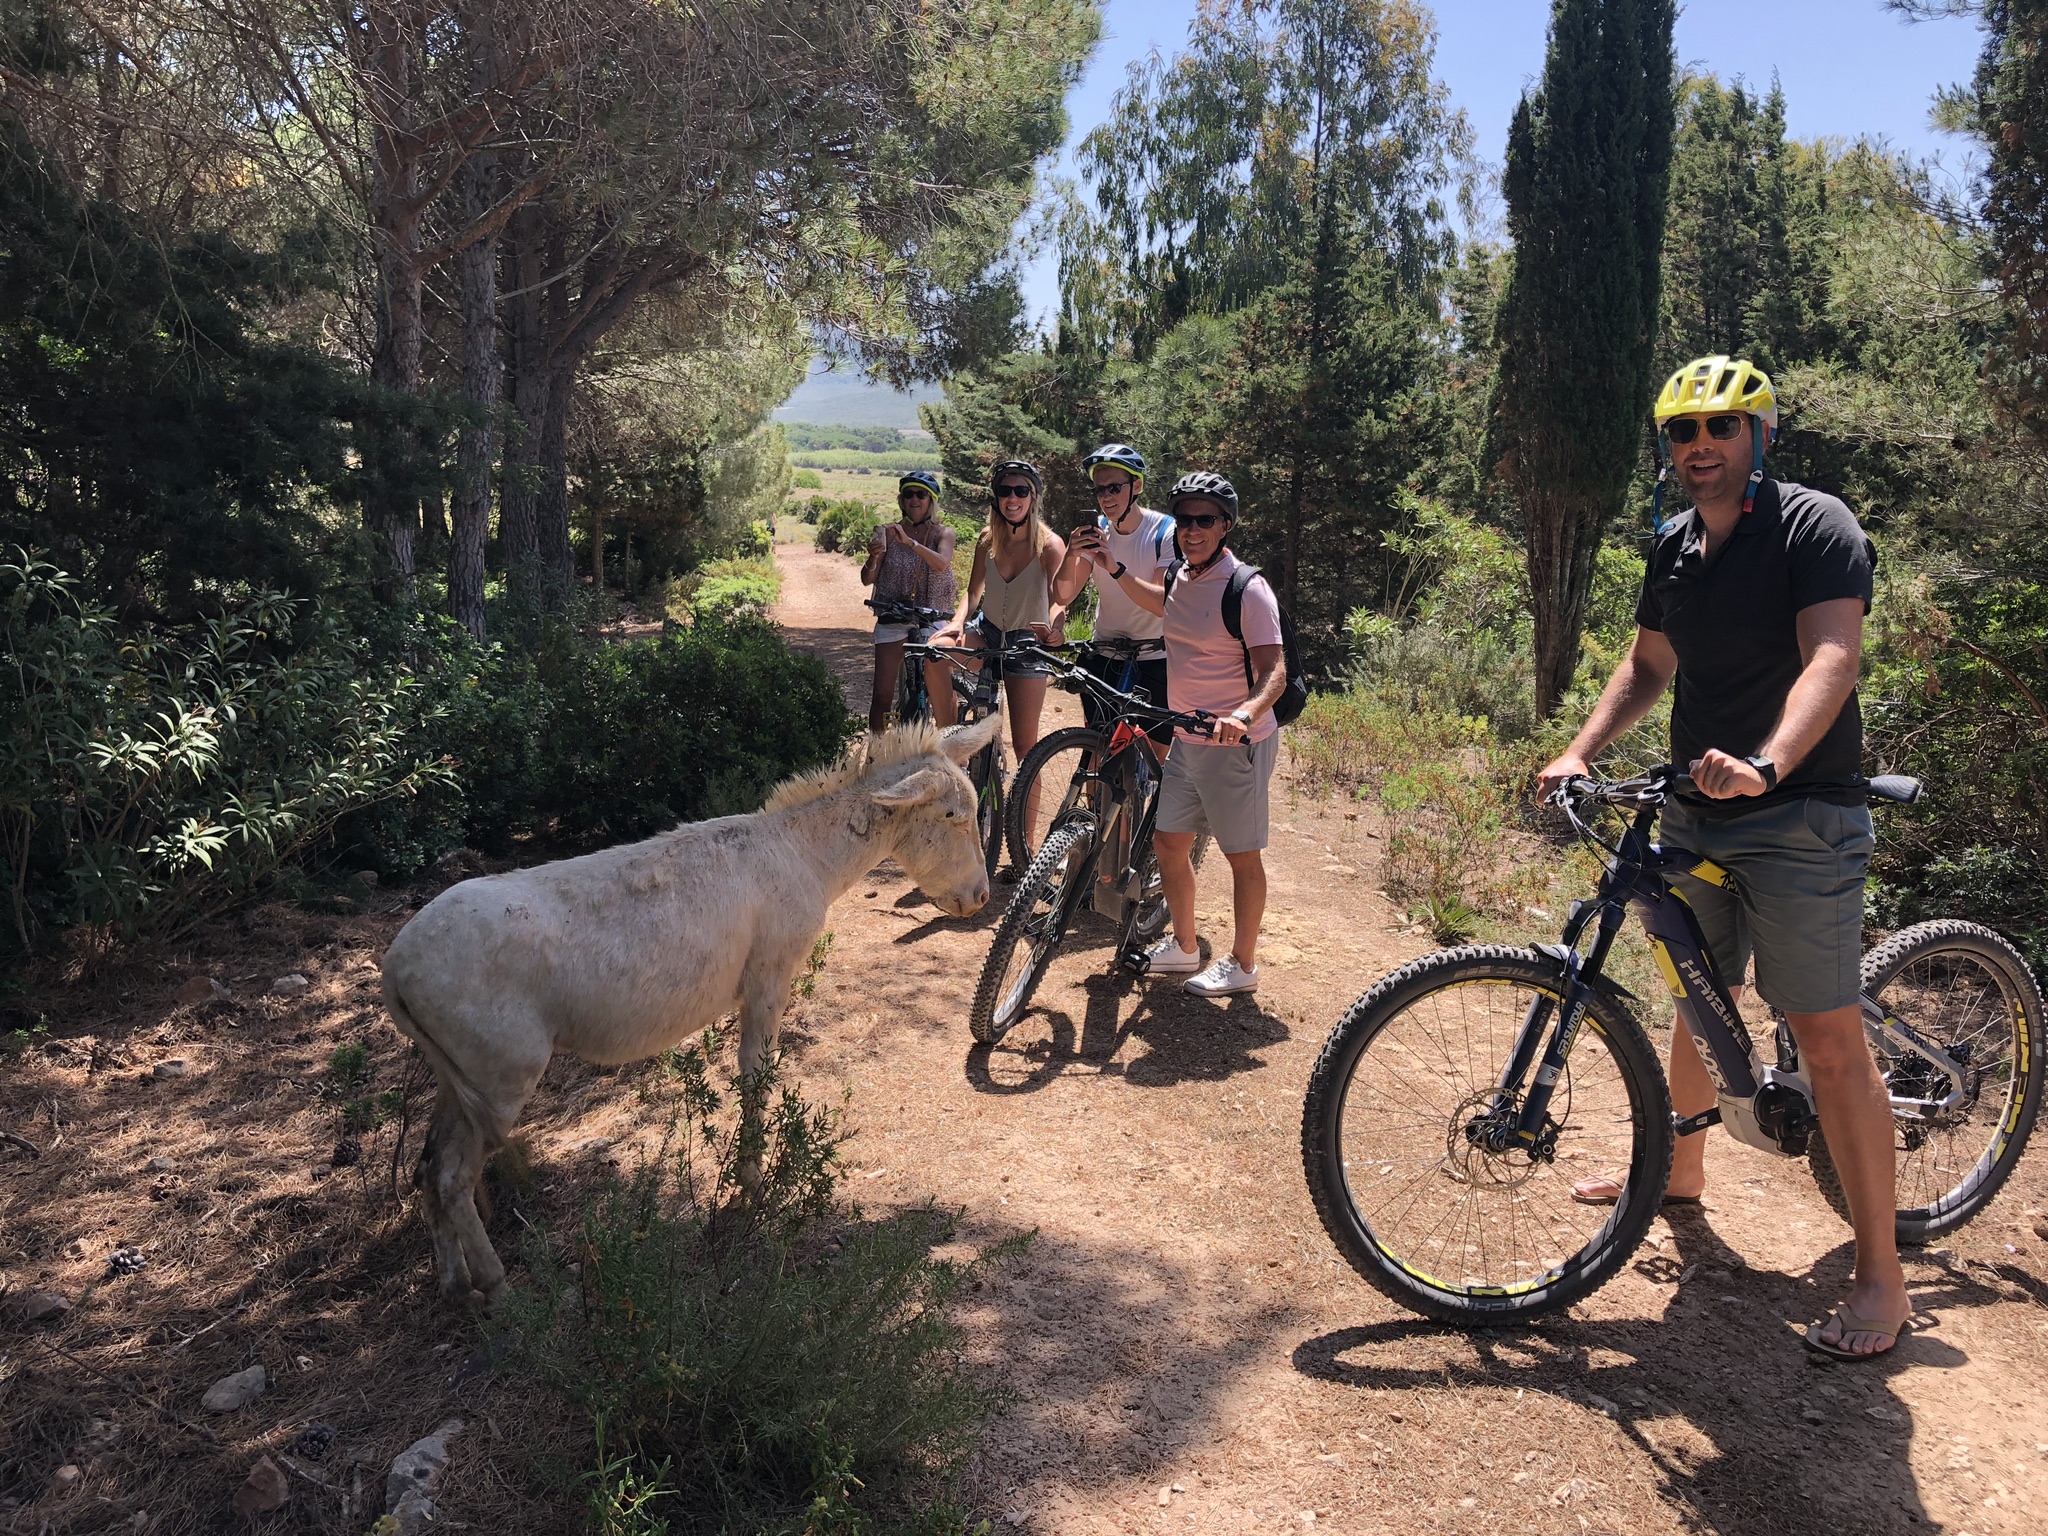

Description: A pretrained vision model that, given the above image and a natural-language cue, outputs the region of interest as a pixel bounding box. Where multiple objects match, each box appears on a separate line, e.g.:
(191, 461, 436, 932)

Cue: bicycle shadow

(964, 966, 1290, 1097)
(1289, 1208, 2010, 1536)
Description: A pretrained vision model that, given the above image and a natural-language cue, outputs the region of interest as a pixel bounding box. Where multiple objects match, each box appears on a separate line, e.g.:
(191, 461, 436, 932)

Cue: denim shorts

(1659, 797, 1875, 1015)
(1157, 735, 1280, 854)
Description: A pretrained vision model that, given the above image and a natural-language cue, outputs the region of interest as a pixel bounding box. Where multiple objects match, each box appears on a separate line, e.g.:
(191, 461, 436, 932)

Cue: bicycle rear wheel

(1809, 919, 2046, 1243)
(976, 743, 1005, 883)
(968, 818, 1094, 1044)
(1301, 947, 1673, 1323)
(1006, 726, 1106, 871)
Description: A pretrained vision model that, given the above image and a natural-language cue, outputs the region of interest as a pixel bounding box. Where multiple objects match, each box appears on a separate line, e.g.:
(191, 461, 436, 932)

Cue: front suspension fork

(1481, 900, 1626, 1150)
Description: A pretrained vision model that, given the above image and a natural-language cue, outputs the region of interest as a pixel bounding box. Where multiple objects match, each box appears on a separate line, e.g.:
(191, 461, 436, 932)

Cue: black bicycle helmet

(988, 459, 1043, 493)
(897, 469, 940, 495)
(1081, 443, 1146, 481)
(1167, 470, 1239, 521)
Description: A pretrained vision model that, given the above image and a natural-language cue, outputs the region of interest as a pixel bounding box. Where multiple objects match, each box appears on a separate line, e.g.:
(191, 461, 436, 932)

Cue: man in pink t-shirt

(1080, 471, 1289, 996)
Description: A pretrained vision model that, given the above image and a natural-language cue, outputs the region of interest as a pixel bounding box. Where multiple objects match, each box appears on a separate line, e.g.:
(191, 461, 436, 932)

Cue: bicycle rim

(969, 820, 1093, 1044)
(1007, 727, 1106, 870)
(1304, 948, 1669, 1320)
(1853, 920, 2047, 1236)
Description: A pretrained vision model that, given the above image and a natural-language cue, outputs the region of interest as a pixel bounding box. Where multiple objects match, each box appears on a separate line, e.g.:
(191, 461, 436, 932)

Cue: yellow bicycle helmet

(1651, 355, 1778, 527)
(1654, 355, 1778, 429)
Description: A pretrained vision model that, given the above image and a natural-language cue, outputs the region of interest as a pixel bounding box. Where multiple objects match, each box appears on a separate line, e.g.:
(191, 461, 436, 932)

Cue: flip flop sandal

(1802, 1304, 1908, 1362)
(1569, 1182, 1703, 1208)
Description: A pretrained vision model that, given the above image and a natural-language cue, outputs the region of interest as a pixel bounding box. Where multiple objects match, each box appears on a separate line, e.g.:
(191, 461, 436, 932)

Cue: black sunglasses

(899, 487, 931, 500)
(1092, 479, 1135, 498)
(1172, 510, 1227, 530)
(1665, 414, 1745, 444)
(995, 484, 1034, 500)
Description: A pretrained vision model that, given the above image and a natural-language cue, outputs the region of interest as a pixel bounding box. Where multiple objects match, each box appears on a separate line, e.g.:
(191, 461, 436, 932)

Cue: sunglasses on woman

(1172, 510, 1227, 530)
(995, 483, 1034, 501)
(1664, 413, 1745, 444)
(899, 488, 931, 501)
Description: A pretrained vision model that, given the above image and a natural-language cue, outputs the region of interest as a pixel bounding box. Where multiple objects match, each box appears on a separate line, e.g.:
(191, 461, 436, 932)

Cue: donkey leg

(418, 1094, 474, 1300)
(431, 1111, 507, 1305)
(444, 1049, 550, 1307)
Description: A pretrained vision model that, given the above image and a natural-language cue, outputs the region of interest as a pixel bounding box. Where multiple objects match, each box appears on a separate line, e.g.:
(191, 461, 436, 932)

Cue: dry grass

(0, 885, 644, 1535)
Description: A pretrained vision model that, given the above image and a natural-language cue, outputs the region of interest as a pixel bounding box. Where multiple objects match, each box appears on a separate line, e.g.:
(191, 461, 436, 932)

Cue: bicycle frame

(1487, 784, 1973, 1164)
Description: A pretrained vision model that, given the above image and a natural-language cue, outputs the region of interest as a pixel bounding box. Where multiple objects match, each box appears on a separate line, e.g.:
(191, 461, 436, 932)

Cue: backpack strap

(1162, 558, 1183, 603)
(1223, 563, 1262, 687)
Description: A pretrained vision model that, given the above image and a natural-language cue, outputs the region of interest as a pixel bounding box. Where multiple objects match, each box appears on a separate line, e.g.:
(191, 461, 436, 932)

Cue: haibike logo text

(1675, 955, 1742, 1093)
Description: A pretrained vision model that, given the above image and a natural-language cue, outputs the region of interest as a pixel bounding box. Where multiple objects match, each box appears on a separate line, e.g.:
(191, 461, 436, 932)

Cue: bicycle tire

(1808, 919, 2045, 1243)
(1301, 947, 1674, 1323)
(968, 818, 1094, 1045)
(1006, 726, 1107, 871)
(977, 744, 1006, 883)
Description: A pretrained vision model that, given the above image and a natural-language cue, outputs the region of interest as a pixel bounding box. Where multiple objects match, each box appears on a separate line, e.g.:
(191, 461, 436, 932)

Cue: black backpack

(1162, 560, 1309, 728)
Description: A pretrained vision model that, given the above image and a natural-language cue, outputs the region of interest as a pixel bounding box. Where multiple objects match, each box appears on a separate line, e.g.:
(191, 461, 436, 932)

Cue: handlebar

(865, 598, 953, 626)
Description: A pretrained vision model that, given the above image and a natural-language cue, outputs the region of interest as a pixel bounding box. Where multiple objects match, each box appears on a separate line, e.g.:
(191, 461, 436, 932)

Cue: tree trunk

(1525, 485, 1603, 718)
(498, 205, 546, 593)
(451, 151, 501, 642)
(535, 364, 575, 600)
(591, 509, 605, 589)
(363, 6, 424, 606)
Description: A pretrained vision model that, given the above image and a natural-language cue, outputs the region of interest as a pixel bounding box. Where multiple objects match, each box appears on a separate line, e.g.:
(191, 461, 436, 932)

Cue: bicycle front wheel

(1809, 919, 2046, 1243)
(1301, 947, 1673, 1323)
(969, 818, 1094, 1044)
(1006, 726, 1106, 871)
(977, 744, 1006, 883)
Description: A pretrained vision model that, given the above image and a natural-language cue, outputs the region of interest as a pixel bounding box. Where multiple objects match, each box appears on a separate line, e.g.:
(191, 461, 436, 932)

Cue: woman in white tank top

(935, 460, 1066, 863)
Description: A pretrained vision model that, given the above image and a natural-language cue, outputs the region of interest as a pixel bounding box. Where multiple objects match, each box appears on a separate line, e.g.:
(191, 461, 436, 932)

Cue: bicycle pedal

(1118, 947, 1151, 974)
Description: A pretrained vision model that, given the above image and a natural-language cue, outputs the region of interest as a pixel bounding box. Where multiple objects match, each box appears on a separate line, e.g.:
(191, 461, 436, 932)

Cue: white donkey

(381, 715, 999, 1303)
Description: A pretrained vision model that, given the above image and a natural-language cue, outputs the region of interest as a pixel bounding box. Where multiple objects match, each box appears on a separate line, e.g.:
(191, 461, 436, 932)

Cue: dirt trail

(1, 547, 2042, 1534)
(773, 537, 2048, 1536)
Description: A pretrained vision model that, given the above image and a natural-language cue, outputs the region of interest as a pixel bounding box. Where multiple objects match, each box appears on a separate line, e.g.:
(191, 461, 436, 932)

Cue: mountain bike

(867, 598, 1005, 882)
(968, 646, 1220, 1045)
(1006, 636, 1175, 869)
(1300, 766, 2046, 1323)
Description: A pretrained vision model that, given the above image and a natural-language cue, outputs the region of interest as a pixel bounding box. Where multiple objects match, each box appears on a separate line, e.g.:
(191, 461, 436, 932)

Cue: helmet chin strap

(1652, 432, 1671, 533)
(1743, 421, 1766, 516)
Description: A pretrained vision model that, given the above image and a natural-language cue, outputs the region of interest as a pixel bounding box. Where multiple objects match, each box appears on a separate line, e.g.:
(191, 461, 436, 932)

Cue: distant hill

(773, 365, 942, 429)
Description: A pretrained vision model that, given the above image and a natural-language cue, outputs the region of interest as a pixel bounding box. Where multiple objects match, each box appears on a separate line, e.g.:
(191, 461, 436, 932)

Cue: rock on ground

(201, 1364, 267, 1412)
(232, 1456, 289, 1517)
(386, 1418, 463, 1534)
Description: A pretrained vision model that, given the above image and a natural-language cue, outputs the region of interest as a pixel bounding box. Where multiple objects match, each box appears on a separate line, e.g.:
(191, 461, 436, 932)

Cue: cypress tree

(1492, 0, 1676, 716)
(1972, 1, 2048, 444)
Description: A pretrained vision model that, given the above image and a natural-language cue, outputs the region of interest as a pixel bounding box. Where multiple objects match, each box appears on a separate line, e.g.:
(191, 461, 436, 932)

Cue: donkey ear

(939, 710, 1001, 766)
(870, 766, 951, 809)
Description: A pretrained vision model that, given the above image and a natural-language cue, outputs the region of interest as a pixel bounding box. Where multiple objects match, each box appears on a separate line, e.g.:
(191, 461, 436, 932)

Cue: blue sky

(785, 2, 1989, 418)
(1016, 0, 1988, 323)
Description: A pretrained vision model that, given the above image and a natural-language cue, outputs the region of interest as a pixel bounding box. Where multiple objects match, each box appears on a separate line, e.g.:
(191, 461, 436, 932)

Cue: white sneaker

(1186, 956, 1258, 996)
(1144, 936, 1203, 974)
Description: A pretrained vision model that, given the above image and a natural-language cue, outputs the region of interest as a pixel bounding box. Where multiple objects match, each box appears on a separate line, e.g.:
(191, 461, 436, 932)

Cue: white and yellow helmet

(1654, 355, 1778, 430)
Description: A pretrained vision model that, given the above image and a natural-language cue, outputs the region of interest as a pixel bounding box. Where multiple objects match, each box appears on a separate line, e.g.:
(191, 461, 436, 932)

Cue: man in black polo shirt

(1537, 355, 1907, 1360)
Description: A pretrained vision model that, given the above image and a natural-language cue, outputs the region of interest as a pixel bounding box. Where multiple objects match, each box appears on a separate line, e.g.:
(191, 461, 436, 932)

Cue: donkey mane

(763, 721, 947, 813)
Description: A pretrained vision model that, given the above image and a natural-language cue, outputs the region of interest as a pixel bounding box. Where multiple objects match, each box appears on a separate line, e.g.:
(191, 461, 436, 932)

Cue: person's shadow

(1291, 1205, 2000, 1535)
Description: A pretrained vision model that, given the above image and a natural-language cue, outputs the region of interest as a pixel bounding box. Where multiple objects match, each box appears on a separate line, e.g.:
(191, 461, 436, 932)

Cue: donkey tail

(382, 973, 503, 1152)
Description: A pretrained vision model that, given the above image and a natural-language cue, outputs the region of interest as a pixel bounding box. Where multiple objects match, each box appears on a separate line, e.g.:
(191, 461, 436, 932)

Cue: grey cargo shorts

(1658, 796, 1875, 1015)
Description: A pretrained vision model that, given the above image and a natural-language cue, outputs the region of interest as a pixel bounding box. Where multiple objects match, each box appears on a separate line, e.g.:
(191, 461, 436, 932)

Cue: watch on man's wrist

(1745, 755, 1779, 791)
(1111, 561, 1128, 581)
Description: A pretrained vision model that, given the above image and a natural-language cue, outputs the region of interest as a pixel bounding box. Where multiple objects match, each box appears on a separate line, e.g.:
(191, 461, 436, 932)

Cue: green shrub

(688, 557, 783, 626)
(791, 469, 824, 490)
(0, 549, 451, 952)
(391, 617, 857, 858)
(814, 499, 879, 555)
(509, 1033, 1015, 1536)
(800, 495, 829, 525)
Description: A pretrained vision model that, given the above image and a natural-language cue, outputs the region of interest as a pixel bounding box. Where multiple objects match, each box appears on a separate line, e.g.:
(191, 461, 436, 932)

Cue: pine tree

(1492, 0, 1676, 716)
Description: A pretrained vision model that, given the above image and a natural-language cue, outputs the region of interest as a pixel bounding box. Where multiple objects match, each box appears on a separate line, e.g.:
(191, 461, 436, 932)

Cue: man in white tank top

(1049, 444, 1177, 737)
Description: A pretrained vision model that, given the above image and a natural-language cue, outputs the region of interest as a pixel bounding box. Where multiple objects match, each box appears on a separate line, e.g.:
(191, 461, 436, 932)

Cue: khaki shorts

(1157, 735, 1279, 855)
(1659, 797, 1874, 1015)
